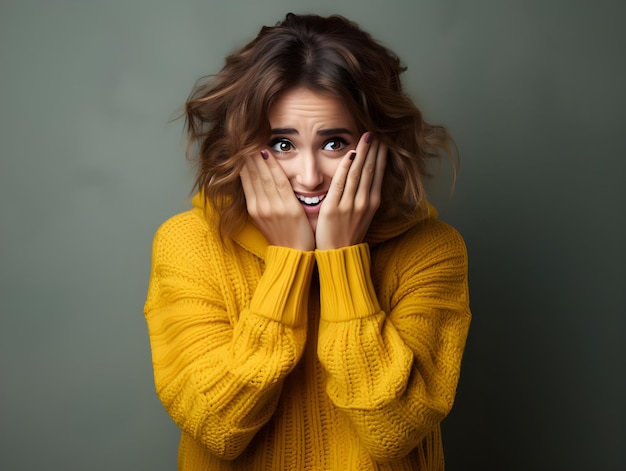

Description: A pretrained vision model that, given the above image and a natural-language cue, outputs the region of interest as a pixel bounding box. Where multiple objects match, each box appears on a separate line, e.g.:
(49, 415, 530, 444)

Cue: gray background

(1, 0, 624, 469)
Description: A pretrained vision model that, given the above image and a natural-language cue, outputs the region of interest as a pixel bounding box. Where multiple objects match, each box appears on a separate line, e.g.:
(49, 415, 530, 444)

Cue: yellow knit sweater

(144, 194, 471, 470)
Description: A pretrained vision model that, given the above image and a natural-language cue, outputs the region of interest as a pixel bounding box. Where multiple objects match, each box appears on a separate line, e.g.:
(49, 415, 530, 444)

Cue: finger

(323, 148, 357, 207)
(343, 133, 378, 205)
(369, 142, 387, 205)
(244, 150, 295, 205)
(244, 151, 276, 197)
(356, 136, 380, 194)
(260, 150, 296, 199)
(326, 132, 371, 206)
(239, 159, 254, 197)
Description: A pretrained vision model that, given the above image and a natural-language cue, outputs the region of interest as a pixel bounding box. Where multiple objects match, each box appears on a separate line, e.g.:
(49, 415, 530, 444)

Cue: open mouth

(296, 194, 326, 206)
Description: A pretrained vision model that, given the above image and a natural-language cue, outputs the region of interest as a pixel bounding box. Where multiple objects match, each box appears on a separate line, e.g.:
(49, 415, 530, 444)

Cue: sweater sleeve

(144, 213, 315, 460)
(315, 224, 471, 462)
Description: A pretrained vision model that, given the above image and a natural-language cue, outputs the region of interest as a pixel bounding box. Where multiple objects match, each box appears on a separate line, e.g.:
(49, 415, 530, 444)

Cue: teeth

(297, 194, 325, 205)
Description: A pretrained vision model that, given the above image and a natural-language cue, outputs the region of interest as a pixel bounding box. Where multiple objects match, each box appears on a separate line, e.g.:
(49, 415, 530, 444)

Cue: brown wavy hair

(184, 13, 457, 238)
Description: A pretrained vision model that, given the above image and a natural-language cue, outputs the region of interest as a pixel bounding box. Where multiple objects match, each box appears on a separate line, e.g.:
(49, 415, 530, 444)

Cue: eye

(322, 138, 348, 152)
(269, 138, 295, 154)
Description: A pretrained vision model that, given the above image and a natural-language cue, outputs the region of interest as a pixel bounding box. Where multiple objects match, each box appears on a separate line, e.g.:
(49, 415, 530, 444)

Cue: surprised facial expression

(267, 87, 359, 232)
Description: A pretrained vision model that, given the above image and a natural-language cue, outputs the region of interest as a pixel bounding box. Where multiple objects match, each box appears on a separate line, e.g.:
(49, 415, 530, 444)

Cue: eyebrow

(270, 127, 355, 136)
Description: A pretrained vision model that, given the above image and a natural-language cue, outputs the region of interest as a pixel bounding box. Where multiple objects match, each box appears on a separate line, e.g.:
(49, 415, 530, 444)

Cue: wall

(1, 0, 624, 469)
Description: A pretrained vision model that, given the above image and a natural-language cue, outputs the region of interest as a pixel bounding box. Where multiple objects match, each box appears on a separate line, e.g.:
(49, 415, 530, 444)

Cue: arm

(144, 213, 314, 459)
(315, 226, 471, 462)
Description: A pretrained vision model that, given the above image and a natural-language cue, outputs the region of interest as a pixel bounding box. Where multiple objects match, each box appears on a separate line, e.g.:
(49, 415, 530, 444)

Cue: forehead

(269, 87, 354, 126)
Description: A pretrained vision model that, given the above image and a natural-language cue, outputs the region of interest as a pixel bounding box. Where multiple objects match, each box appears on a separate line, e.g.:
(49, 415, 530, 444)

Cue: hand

(315, 133, 387, 250)
(240, 150, 315, 251)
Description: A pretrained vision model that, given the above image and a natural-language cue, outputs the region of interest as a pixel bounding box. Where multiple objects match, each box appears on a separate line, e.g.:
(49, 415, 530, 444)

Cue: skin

(240, 87, 387, 251)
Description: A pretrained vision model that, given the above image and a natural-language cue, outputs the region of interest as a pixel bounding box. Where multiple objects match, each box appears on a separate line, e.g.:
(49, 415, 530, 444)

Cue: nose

(295, 150, 324, 189)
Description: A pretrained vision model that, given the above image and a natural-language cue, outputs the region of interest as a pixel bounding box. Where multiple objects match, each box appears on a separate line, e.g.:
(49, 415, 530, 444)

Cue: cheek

(275, 160, 296, 181)
(322, 159, 342, 180)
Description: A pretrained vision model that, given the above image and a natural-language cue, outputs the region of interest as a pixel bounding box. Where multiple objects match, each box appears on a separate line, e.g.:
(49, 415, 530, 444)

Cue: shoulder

(154, 208, 210, 240)
(374, 218, 468, 276)
(373, 219, 470, 309)
(399, 218, 466, 257)
(151, 207, 219, 267)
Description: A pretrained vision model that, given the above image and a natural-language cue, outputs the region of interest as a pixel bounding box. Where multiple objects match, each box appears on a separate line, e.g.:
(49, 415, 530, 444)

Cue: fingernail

(349, 151, 357, 160)
(365, 132, 372, 144)
(260, 150, 269, 160)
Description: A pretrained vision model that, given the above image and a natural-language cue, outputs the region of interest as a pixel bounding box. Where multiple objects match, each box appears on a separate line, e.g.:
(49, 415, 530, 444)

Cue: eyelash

(269, 138, 295, 154)
(322, 137, 349, 152)
(268, 137, 350, 154)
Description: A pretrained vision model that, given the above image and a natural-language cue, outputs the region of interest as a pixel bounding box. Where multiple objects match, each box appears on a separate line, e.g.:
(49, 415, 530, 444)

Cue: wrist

(315, 244, 381, 321)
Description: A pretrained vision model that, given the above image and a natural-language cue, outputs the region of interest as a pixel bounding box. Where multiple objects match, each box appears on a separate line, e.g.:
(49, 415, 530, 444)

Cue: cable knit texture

(144, 194, 471, 470)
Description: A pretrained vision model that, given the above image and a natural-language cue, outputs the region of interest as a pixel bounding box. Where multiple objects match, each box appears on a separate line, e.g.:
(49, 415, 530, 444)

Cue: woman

(145, 13, 471, 470)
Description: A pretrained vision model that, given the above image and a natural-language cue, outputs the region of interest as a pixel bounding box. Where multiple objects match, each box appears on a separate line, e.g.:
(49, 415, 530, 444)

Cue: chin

(307, 216, 318, 233)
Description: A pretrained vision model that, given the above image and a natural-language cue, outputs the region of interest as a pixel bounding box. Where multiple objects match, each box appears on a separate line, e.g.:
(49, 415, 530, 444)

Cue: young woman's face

(267, 87, 359, 232)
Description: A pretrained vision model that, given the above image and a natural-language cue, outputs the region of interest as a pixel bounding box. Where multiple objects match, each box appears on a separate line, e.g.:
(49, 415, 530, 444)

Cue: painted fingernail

(349, 151, 357, 160)
(365, 132, 372, 144)
(260, 150, 269, 160)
